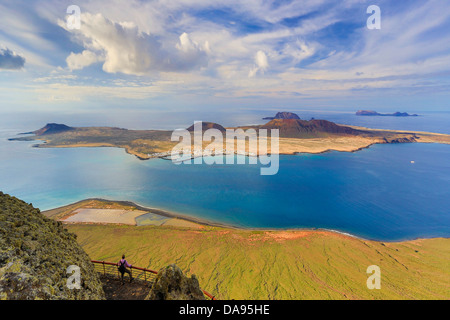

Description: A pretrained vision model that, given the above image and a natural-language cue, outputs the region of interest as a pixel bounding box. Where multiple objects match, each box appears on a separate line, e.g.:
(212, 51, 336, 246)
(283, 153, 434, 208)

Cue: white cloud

(249, 50, 269, 77)
(282, 40, 316, 64)
(59, 13, 210, 75)
(66, 50, 101, 71)
(0, 2, 60, 68)
(34, 82, 170, 102)
(3, 0, 450, 104)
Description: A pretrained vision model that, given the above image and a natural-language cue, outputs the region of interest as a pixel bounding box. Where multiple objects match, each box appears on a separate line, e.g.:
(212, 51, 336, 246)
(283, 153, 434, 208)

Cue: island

(9, 116, 450, 160)
(356, 110, 419, 117)
(263, 111, 301, 120)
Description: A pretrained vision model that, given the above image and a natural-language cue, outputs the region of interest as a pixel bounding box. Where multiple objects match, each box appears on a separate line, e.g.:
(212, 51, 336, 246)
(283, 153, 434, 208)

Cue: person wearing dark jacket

(118, 254, 133, 284)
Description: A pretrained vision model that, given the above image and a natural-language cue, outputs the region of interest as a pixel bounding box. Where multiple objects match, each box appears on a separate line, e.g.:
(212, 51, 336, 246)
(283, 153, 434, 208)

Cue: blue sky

(1, 0, 450, 120)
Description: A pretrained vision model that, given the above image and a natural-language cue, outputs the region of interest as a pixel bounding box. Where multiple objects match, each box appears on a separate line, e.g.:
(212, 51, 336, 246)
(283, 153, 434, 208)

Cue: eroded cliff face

(380, 135, 418, 144)
(0, 192, 105, 300)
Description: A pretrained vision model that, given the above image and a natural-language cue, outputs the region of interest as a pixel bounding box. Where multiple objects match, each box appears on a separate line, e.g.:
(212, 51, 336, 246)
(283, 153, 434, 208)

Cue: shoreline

(44, 197, 449, 243)
(9, 121, 450, 161)
(26, 133, 450, 161)
(25, 136, 401, 160)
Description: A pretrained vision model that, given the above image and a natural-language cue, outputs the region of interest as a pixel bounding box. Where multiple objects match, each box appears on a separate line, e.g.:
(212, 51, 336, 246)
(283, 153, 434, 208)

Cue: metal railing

(91, 260, 215, 300)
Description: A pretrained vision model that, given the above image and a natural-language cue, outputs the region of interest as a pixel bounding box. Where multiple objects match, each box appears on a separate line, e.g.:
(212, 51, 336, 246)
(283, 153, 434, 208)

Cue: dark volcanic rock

(390, 112, 418, 117)
(263, 111, 300, 120)
(31, 123, 74, 135)
(0, 192, 105, 300)
(145, 264, 206, 300)
(186, 122, 226, 132)
(356, 110, 418, 117)
(356, 110, 380, 116)
(261, 118, 361, 138)
(383, 136, 417, 143)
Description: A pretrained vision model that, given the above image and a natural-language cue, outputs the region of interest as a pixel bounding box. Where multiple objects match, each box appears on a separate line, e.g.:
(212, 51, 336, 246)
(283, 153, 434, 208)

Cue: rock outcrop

(261, 118, 362, 138)
(263, 111, 301, 120)
(382, 136, 417, 144)
(145, 264, 206, 300)
(0, 192, 105, 300)
(30, 123, 74, 136)
(187, 122, 226, 132)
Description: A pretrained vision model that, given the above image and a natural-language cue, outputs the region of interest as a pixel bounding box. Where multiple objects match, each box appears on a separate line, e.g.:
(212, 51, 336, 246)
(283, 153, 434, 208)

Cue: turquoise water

(0, 127, 449, 241)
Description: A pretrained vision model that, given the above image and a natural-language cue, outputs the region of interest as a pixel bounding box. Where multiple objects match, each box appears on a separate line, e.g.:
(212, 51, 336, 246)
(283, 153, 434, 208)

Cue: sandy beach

(49, 199, 208, 229)
(62, 208, 148, 225)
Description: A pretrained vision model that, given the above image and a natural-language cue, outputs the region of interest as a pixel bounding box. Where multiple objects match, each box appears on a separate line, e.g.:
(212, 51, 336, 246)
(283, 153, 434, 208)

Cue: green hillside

(0, 192, 105, 300)
(66, 223, 450, 300)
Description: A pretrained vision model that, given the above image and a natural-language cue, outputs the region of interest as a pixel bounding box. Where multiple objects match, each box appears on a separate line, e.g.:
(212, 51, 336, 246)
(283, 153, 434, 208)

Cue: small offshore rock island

(9, 112, 450, 160)
(356, 110, 419, 117)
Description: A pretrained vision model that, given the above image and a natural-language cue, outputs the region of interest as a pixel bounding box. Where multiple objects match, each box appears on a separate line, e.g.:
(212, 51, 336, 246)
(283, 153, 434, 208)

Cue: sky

(1, 0, 450, 125)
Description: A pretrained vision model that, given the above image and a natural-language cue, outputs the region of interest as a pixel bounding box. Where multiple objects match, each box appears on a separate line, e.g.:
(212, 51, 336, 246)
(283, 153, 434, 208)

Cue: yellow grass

(53, 200, 450, 300)
(66, 223, 450, 300)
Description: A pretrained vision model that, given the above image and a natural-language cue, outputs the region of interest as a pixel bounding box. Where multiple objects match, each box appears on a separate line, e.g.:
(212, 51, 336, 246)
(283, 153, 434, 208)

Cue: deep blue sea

(0, 110, 449, 241)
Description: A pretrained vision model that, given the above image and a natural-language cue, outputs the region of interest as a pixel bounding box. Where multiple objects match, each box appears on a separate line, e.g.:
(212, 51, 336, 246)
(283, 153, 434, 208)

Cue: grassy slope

(66, 224, 450, 300)
(0, 192, 105, 300)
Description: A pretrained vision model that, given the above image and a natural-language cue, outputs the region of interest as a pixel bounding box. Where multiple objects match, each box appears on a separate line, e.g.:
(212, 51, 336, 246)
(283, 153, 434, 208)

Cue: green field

(66, 223, 450, 300)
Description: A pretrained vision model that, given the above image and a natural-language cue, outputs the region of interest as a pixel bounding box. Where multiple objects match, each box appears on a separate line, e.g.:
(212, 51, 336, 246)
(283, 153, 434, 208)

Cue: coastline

(11, 124, 450, 243)
(19, 128, 450, 161)
(66, 220, 450, 300)
(43, 197, 448, 243)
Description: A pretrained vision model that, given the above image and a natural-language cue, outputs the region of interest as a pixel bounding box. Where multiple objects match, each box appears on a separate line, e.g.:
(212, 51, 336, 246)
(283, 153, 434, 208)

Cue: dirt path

(100, 274, 152, 300)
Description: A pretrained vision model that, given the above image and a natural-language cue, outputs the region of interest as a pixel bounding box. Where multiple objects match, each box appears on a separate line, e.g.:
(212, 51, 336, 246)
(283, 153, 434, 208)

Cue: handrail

(91, 260, 215, 300)
(91, 260, 158, 274)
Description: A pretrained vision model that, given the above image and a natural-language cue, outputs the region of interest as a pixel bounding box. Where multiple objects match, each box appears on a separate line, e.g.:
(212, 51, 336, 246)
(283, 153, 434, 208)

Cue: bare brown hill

(260, 118, 363, 138)
(30, 123, 74, 136)
(263, 111, 301, 120)
(187, 122, 226, 132)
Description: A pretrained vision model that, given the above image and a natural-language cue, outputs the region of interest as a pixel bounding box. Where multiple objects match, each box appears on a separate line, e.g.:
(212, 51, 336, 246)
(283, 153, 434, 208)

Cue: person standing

(118, 254, 133, 284)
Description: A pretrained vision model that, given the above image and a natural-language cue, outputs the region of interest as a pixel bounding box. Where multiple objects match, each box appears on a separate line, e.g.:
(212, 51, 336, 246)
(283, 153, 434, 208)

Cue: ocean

(0, 110, 449, 241)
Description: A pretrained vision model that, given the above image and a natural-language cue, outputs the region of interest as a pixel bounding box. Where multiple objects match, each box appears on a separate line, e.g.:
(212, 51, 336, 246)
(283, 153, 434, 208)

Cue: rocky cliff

(263, 112, 301, 120)
(0, 192, 105, 300)
(145, 264, 206, 300)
